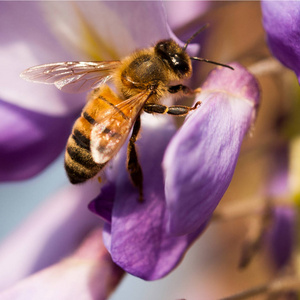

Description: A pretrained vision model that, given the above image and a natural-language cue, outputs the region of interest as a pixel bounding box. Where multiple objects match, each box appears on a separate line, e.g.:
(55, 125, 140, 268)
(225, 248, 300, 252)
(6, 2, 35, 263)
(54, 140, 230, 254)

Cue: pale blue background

(0, 154, 67, 241)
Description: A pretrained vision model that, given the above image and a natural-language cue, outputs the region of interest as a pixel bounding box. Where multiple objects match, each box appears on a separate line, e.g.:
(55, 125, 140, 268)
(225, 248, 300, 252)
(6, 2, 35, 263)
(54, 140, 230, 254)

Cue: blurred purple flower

(1, 2, 85, 180)
(267, 206, 296, 270)
(261, 1, 300, 83)
(264, 149, 296, 271)
(90, 63, 260, 279)
(0, 227, 124, 300)
(0, 100, 75, 181)
(0, 183, 101, 290)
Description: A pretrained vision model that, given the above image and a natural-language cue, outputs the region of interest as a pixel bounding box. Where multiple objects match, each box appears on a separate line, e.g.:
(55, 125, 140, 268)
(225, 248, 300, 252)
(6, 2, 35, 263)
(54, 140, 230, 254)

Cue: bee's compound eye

(171, 54, 190, 75)
(155, 40, 190, 76)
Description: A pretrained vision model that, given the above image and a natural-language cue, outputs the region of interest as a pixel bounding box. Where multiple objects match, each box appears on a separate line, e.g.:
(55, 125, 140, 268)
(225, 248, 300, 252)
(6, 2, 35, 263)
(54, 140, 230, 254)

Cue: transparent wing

(20, 61, 121, 93)
(90, 90, 152, 164)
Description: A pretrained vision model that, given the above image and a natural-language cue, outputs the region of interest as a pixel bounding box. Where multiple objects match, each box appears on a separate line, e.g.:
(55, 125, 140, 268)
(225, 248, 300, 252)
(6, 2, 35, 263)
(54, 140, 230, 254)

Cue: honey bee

(21, 28, 233, 201)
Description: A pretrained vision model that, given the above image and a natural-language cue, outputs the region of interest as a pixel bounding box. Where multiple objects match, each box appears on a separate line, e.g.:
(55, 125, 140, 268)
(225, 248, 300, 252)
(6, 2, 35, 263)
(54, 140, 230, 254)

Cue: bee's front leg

(143, 101, 201, 117)
(168, 84, 201, 95)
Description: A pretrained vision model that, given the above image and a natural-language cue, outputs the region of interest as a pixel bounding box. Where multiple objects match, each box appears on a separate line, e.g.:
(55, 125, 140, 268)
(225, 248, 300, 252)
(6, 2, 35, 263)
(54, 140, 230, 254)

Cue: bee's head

(156, 25, 234, 76)
(154, 39, 192, 78)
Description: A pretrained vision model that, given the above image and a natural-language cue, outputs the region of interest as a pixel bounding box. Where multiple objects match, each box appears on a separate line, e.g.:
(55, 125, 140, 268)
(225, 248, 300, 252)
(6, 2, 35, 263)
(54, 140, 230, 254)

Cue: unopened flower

(261, 0, 300, 84)
(267, 206, 296, 270)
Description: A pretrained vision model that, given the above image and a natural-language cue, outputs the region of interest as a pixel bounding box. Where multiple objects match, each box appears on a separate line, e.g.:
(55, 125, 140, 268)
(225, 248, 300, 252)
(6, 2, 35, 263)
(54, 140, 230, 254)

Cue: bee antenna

(190, 57, 234, 70)
(183, 24, 209, 51)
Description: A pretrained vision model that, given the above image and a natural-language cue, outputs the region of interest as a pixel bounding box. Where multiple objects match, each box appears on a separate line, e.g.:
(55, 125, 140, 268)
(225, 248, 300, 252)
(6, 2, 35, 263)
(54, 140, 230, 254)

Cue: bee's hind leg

(127, 115, 144, 202)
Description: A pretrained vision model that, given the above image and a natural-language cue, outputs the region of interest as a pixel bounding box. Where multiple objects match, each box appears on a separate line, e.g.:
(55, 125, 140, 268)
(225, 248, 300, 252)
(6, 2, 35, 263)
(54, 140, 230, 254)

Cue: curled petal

(163, 63, 260, 235)
(0, 228, 124, 300)
(0, 100, 75, 181)
(261, 1, 300, 83)
(99, 116, 205, 280)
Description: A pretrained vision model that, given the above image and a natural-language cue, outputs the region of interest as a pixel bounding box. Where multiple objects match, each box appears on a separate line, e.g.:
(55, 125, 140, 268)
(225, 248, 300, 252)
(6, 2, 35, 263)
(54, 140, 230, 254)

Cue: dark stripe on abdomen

(64, 147, 106, 184)
(66, 145, 96, 169)
(72, 129, 90, 151)
(83, 111, 96, 125)
(65, 130, 105, 184)
(64, 161, 102, 184)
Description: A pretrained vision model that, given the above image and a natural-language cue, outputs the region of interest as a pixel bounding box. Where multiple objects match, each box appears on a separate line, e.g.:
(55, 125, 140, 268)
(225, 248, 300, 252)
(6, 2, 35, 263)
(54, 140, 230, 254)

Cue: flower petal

(41, 1, 173, 60)
(89, 182, 115, 224)
(261, 1, 300, 83)
(163, 63, 260, 235)
(100, 116, 205, 280)
(0, 182, 100, 290)
(0, 99, 75, 181)
(0, 228, 124, 300)
(164, 1, 210, 31)
(0, 2, 85, 115)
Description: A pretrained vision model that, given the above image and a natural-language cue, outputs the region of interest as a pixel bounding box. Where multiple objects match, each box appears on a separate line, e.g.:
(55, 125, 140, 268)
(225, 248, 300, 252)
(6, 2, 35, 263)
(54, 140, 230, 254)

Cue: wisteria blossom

(1, 1, 300, 299)
(261, 0, 300, 84)
(87, 63, 259, 281)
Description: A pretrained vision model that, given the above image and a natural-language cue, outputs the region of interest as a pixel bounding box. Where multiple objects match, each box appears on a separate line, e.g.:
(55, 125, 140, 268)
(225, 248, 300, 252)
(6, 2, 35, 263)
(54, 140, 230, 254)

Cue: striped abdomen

(64, 85, 127, 184)
(64, 113, 105, 184)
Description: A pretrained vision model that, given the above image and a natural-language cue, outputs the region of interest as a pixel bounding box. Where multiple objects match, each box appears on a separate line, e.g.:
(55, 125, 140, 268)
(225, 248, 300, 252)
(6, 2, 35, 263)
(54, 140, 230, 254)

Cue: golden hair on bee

(20, 26, 233, 202)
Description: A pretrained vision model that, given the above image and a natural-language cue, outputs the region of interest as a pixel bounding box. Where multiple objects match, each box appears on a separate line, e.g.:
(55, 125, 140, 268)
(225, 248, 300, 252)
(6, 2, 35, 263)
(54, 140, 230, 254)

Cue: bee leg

(127, 115, 144, 202)
(168, 84, 201, 95)
(143, 101, 201, 116)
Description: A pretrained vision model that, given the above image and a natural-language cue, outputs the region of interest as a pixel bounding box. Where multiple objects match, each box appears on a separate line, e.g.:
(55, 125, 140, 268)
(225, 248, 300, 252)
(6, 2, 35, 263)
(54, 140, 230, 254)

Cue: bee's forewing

(90, 90, 152, 164)
(20, 61, 121, 93)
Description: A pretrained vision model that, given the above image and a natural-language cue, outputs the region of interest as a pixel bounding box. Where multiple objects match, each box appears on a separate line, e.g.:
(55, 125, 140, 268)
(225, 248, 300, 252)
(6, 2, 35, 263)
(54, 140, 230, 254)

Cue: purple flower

(164, 63, 260, 236)
(92, 116, 206, 280)
(91, 63, 260, 279)
(261, 1, 300, 83)
(0, 0, 262, 296)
